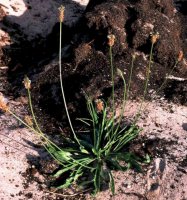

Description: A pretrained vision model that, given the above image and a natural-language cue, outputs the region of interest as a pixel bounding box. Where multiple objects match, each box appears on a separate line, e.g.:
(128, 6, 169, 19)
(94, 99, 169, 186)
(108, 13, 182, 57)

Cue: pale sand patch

(0, 0, 89, 40)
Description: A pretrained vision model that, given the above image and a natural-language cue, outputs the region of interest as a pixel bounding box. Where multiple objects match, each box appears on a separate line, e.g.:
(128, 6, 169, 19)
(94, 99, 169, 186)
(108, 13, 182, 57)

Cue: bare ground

(0, 97, 187, 199)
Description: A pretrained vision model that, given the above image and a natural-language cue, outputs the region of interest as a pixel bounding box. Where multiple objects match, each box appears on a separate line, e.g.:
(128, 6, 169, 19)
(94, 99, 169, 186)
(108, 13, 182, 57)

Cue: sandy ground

(0, 105, 46, 199)
(1, 96, 187, 199)
(0, 0, 89, 40)
(92, 100, 187, 200)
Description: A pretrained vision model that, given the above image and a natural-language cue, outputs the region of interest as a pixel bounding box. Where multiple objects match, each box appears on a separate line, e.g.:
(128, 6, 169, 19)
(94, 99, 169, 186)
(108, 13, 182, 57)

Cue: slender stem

(8, 109, 93, 167)
(156, 60, 178, 94)
(109, 46, 115, 134)
(7, 110, 59, 161)
(106, 56, 136, 152)
(135, 43, 177, 123)
(24, 89, 64, 151)
(139, 60, 179, 116)
(25, 89, 69, 163)
(116, 56, 135, 127)
(106, 73, 126, 148)
(27, 88, 42, 133)
(8, 110, 41, 136)
(8, 110, 62, 164)
(142, 43, 154, 104)
(127, 56, 135, 100)
(59, 21, 81, 146)
(117, 56, 135, 128)
(8, 110, 61, 151)
(134, 42, 154, 123)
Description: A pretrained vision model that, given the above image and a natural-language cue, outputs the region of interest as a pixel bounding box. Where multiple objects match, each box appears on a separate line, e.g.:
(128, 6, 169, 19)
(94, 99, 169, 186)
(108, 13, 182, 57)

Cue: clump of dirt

(29, 0, 187, 124)
(164, 79, 187, 105)
(1, 1, 186, 115)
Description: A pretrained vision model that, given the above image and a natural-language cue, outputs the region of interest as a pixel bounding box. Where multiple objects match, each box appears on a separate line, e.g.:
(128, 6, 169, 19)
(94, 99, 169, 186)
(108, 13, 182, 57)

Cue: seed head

(107, 34, 115, 47)
(150, 32, 159, 44)
(132, 53, 136, 60)
(23, 76, 31, 89)
(58, 5, 65, 22)
(177, 50, 183, 62)
(24, 115, 33, 127)
(0, 93, 9, 112)
(117, 68, 123, 77)
(95, 99, 104, 113)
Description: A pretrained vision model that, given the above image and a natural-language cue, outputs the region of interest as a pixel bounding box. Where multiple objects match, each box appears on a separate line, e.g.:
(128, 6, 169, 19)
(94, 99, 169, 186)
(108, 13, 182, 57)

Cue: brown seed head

(23, 76, 31, 89)
(95, 99, 104, 113)
(58, 5, 65, 22)
(178, 50, 183, 62)
(117, 68, 123, 78)
(132, 53, 136, 60)
(150, 32, 159, 44)
(107, 34, 115, 47)
(24, 115, 33, 127)
(0, 93, 9, 112)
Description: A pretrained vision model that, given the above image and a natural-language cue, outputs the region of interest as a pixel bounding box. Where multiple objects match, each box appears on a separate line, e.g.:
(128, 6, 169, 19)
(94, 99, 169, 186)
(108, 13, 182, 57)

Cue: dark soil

(31, 0, 187, 125)
(1, 0, 187, 123)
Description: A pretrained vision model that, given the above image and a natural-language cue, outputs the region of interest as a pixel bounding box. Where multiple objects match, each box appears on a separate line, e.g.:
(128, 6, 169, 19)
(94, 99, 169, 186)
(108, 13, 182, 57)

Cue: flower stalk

(58, 6, 81, 147)
(134, 32, 158, 122)
(108, 34, 116, 134)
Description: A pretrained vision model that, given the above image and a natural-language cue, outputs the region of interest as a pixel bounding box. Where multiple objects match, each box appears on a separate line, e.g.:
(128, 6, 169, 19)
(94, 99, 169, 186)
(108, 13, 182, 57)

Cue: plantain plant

(3, 5, 182, 196)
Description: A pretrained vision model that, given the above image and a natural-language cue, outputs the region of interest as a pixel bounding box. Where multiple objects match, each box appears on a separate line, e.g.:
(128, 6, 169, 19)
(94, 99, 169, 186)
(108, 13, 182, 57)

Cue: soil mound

(30, 0, 187, 122)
